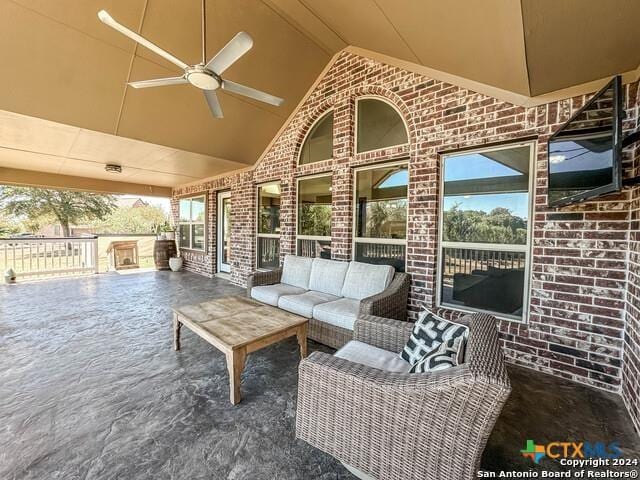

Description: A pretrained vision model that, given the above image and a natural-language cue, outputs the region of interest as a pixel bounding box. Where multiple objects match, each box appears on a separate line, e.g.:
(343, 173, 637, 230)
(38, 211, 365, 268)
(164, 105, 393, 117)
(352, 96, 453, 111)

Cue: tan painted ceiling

(0, 0, 638, 192)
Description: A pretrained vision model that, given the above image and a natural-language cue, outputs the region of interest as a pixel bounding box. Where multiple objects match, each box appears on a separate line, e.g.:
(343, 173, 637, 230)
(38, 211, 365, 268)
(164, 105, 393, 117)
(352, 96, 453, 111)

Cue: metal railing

(0, 237, 99, 280)
(257, 235, 279, 269)
(297, 237, 331, 258)
(442, 247, 526, 278)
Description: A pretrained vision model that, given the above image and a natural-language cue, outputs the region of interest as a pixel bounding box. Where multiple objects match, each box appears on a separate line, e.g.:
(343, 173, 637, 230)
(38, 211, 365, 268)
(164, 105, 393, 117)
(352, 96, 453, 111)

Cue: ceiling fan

(97, 1, 284, 118)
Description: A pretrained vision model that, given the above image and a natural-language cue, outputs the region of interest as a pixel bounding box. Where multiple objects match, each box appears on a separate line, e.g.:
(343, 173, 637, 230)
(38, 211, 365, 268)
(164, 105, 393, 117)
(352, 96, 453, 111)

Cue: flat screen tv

(547, 76, 623, 207)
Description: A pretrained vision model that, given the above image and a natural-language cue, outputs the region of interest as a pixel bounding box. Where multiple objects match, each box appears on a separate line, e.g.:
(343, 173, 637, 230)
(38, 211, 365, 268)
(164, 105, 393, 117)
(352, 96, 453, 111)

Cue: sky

(444, 153, 523, 181)
(444, 153, 529, 219)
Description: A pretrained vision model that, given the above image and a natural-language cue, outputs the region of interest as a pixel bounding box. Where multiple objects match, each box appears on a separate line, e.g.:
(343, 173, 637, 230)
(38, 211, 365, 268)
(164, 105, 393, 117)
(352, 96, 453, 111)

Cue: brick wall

(172, 52, 640, 412)
(624, 185, 640, 432)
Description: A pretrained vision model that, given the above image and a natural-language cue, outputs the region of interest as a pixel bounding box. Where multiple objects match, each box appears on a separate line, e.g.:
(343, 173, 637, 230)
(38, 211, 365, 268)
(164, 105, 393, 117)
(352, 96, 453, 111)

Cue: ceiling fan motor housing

(185, 66, 221, 90)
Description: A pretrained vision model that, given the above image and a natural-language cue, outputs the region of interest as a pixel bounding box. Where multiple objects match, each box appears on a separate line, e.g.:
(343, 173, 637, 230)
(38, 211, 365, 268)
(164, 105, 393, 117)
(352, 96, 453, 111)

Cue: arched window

(356, 98, 408, 153)
(299, 111, 333, 165)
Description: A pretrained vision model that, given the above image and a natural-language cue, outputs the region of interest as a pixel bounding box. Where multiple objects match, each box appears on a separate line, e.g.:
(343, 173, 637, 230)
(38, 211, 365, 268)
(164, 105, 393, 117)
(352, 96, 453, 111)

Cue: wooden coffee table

(171, 295, 308, 405)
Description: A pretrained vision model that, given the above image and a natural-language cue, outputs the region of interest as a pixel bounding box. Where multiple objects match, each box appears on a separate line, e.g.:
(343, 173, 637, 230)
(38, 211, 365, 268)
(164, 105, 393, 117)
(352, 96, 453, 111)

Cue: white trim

(297, 109, 334, 166)
(297, 235, 331, 241)
(296, 174, 333, 256)
(217, 191, 231, 273)
(354, 237, 406, 245)
(354, 96, 410, 155)
(352, 158, 409, 172)
(177, 194, 206, 252)
(352, 161, 409, 267)
(256, 181, 281, 270)
(441, 241, 528, 252)
(436, 140, 537, 323)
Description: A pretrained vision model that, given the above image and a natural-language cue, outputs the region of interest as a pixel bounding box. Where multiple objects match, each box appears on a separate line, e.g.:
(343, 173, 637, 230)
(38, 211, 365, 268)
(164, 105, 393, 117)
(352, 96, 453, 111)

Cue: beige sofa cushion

(335, 340, 411, 373)
(280, 255, 313, 289)
(312, 298, 360, 331)
(308, 258, 350, 297)
(278, 291, 339, 318)
(341, 261, 395, 300)
(250, 283, 307, 307)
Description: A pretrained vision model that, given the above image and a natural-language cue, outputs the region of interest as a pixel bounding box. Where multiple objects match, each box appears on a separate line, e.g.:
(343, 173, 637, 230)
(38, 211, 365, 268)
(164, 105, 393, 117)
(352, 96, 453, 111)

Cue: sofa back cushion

(308, 258, 350, 296)
(341, 261, 395, 300)
(281, 255, 313, 289)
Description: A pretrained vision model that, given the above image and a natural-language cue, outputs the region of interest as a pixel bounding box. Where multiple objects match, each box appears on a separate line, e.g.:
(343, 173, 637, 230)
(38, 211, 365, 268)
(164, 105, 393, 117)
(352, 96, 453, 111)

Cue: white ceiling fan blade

(204, 90, 223, 118)
(222, 80, 284, 107)
(98, 10, 189, 70)
(128, 77, 188, 89)
(205, 32, 253, 75)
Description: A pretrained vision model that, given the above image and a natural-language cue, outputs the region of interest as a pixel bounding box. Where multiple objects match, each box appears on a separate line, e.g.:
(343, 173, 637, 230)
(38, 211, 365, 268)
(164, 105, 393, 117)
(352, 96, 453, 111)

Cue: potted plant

(169, 254, 183, 272)
(155, 222, 175, 240)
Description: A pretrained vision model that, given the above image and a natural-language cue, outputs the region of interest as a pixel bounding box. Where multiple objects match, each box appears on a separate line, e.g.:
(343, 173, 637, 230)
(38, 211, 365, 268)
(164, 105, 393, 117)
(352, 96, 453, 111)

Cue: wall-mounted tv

(547, 76, 622, 208)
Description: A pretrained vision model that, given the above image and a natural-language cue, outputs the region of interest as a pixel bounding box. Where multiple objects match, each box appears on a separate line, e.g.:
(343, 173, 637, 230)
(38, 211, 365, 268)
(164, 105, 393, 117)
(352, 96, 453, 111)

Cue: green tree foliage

(364, 199, 407, 238)
(89, 205, 169, 234)
(0, 213, 20, 236)
(443, 204, 527, 244)
(299, 204, 331, 236)
(0, 186, 116, 237)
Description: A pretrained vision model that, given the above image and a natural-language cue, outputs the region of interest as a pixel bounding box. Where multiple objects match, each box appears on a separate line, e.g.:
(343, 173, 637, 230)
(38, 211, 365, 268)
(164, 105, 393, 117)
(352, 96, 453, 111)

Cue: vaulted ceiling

(0, 0, 638, 194)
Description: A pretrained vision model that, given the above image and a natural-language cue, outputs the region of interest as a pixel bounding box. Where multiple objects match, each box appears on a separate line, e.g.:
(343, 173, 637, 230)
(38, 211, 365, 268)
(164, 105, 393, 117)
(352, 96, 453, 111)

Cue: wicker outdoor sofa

(246, 255, 410, 349)
(296, 312, 512, 480)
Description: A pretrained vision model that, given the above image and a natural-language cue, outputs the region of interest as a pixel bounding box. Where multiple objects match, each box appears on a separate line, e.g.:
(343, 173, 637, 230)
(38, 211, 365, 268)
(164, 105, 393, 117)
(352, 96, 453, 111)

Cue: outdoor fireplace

(107, 240, 139, 271)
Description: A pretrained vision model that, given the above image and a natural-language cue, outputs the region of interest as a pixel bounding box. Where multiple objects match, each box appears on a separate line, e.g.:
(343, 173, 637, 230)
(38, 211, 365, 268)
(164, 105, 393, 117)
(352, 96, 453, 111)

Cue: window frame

(178, 194, 207, 252)
(256, 181, 281, 271)
(296, 172, 333, 256)
(355, 96, 410, 154)
(297, 109, 334, 166)
(352, 159, 409, 270)
(436, 141, 536, 322)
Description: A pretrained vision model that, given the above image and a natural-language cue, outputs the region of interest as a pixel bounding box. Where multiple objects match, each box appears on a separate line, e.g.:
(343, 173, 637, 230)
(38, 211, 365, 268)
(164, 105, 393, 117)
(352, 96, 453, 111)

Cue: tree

(0, 186, 116, 237)
(0, 213, 19, 237)
(89, 205, 168, 234)
(443, 204, 527, 244)
(299, 203, 331, 236)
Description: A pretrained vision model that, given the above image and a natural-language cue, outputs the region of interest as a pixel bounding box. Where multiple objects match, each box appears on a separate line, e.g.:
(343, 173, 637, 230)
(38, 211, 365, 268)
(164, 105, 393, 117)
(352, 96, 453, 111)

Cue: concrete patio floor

(1, 271, 638, 479)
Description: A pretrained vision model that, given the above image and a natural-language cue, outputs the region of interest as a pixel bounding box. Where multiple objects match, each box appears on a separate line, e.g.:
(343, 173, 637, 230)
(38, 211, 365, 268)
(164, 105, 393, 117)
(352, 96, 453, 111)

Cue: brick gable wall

(172, 52, 640, 430)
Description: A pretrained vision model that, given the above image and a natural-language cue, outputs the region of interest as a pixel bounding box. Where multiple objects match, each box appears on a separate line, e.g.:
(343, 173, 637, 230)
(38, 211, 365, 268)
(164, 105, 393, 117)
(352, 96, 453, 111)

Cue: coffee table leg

(297, 323, 308, 359)
(173, 313, 182, 351)
(227, 347, 246, 405)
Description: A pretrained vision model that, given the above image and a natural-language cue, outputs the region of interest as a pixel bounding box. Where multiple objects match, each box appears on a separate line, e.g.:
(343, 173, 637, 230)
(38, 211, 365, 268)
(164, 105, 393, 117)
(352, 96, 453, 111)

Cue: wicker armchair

(296, 312, 511, 480)
(246, 268, 410, 349)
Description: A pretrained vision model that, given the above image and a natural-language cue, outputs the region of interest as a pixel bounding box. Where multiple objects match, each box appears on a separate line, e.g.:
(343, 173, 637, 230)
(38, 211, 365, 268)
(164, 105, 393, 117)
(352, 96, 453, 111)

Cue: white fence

(0, 237, 99, 280)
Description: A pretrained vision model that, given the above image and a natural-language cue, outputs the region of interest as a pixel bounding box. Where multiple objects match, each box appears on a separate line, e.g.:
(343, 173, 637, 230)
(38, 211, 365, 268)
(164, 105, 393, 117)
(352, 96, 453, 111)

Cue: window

(354, 163, 408, 271)
(178, 195, 206, 251)
(299, 111, 333, 165)
(357, 98, 408, 153)
(297, 175, 332, 258)
(438, 143, 533, 320)
(257, 183, 281, 269)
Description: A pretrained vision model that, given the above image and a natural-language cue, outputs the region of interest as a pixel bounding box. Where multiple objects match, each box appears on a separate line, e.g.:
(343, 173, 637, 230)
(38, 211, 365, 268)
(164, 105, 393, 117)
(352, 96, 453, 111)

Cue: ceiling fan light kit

(97, 1, 283, 119)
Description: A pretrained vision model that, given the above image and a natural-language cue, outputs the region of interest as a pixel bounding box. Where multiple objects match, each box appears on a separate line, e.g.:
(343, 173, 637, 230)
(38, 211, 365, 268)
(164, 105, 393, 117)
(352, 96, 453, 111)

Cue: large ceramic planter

(4, 268, 16, 284)
(169, 256, 183, 272)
